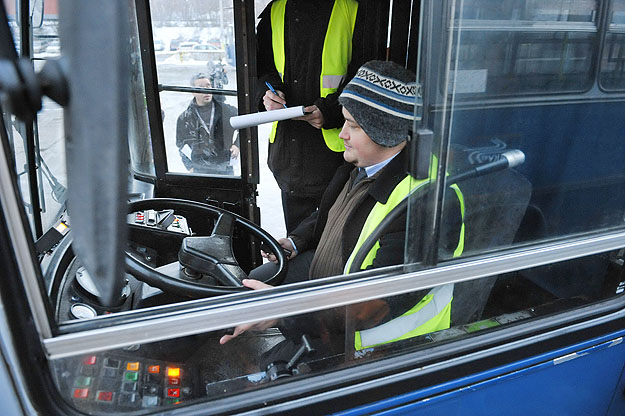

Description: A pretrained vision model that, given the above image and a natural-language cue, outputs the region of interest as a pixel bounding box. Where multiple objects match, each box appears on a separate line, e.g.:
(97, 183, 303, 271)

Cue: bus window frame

(40, 229, 625, 358)
(598, 0, 625, 92)
(437, 0, 604, 100)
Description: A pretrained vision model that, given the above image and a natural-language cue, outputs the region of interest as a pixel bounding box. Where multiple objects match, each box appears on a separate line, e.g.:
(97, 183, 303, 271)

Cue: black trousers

(281, 191, 321, 234)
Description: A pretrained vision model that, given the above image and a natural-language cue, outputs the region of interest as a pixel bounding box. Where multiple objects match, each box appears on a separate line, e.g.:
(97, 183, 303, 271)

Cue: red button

(97, 391, 113, 402)
(148, 365, 160, 374)
(82, 356, 97, 365)
(168, 377, 180, 386)
(167, 388, 180, 398)
(73, 388, 89, 399)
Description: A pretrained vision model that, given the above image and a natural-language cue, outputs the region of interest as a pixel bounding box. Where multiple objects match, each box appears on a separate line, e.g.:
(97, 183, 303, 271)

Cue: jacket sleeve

(288, 209, 319, 254)
(315, 93, 343, 130)
(176, 112, 186, 149)
(221, 103, 238, 148)
(369, 226, 406, 269)
(176, 110, 195, 170)
(255, 2, 284, 112)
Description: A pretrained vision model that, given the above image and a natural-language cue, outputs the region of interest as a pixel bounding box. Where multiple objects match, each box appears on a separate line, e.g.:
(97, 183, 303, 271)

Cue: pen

(265, 81, 288, 109)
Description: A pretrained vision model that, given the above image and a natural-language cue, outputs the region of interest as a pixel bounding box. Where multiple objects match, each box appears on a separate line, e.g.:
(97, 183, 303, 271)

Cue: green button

(74, 376, 92, 387)
(464, 319, 500, 333)
(125, 372, 139, 382)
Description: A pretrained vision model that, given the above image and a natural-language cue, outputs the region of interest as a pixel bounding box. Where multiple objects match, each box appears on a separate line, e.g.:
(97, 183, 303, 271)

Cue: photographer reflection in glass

(176, 73, 239, 174)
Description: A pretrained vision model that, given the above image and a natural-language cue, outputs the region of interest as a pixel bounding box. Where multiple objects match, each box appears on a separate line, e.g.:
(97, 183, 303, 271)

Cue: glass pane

(599, 0, 625, 91)
(150, 0, 240, 177)
(47, 249, 625, 413)
(2, 0, 19, 52)
(351, 250, 625, 358)
(448, 31, 595, 95)
(150, 0, 234, 86)
(129, 2, 154, 177)
(34, 94, 67, 231)
(32, 0, 60, 59)
(455, 0, 597, 23)
(446, 0, 598, 97)
(600, 33, 625, 90)
(431, 0, 625, 261)
(160, 91, 240, 176)
(2, 110, 36, 232)
(2, 3, 66, 233)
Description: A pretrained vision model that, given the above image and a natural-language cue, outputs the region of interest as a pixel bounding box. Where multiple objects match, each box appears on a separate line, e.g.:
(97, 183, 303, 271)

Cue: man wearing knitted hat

(220, 61, 463, 363)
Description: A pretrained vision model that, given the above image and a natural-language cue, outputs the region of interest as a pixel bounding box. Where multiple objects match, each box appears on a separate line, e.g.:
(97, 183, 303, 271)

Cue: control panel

(127, 209, 192, 235)
(54, 353, 199, 412)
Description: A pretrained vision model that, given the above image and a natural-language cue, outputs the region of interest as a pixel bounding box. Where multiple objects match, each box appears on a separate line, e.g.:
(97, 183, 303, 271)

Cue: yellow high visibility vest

(269, 0, 358, 152)
(344, 160, 465, 350)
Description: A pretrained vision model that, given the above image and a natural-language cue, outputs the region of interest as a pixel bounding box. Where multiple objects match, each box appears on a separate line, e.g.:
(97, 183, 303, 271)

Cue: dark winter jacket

(289, 148, 413, 272)
(255, 0, 369, 198)
(176, 98, 238, 174)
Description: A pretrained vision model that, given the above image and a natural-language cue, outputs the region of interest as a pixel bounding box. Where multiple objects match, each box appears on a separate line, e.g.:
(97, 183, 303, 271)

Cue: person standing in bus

(176, 73, 239, 175)
(255, 0, 369, 233)
(221, 61, 464, 362)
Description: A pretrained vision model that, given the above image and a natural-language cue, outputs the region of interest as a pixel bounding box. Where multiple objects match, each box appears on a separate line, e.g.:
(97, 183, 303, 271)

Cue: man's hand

(219, 279, 277, 345)
(263, 89, 286, 111)
(230, 145, 240, 158)
(261, 237, 296, 264)
(295, 105, 324, 129)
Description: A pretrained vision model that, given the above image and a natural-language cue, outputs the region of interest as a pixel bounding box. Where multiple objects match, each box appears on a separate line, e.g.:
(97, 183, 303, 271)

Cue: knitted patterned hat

(339, 60, 421, 147)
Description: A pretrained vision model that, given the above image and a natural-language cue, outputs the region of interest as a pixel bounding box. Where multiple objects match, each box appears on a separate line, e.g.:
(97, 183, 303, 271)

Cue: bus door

(132, 0, 260, 227)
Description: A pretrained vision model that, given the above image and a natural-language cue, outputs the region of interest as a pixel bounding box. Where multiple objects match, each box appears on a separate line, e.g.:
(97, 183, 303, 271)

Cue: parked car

(169, 37, 184, 51)
(153, 38, 165, 51)
(192, 43, 222, 52)
(191, 43, 226, 63)
(178, 41, 199, 51)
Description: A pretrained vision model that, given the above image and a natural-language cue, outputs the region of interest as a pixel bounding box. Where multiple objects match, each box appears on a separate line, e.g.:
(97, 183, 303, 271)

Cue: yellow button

(126, 362, 140, 371)
(167, 367, 181, 377)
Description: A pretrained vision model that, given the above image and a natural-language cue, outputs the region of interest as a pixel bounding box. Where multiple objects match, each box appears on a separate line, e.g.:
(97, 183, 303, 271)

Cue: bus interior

(1, 0, 625, 414)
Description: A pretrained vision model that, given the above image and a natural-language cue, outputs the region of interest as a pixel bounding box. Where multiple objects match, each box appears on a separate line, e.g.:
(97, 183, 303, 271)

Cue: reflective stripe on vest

(269, 0, 358, 152)
(354, 283, 454, 350)
(345, 161, 465, 350)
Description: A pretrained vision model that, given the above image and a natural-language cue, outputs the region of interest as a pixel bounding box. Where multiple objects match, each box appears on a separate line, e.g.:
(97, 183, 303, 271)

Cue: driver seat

(448, 146, 532, 325)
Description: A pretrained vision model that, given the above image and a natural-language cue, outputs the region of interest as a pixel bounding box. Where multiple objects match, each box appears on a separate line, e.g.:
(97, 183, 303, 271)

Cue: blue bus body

(340, 331, 625, 415)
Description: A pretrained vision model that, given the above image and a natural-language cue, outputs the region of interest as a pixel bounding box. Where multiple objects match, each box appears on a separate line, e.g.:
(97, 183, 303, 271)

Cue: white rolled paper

(229, 106, 306, 129)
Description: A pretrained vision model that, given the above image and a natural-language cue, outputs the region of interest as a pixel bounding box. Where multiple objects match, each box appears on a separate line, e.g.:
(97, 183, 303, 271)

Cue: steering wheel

(125, 198, 287, 297)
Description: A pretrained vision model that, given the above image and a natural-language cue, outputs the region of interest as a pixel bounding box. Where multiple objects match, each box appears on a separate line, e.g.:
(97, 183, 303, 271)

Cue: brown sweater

(308, 169, 375, 279)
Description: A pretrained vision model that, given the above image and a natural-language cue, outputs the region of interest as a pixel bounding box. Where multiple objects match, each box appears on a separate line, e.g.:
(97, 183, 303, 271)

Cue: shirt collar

(364, 151, 401, 178)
